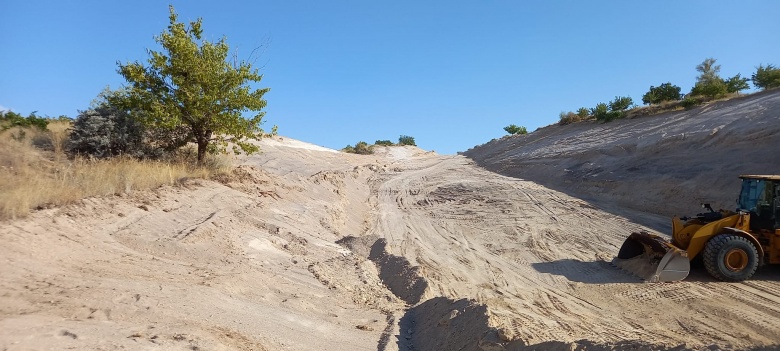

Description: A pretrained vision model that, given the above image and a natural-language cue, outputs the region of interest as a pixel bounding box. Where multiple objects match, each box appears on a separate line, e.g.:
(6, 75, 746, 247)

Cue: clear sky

(2, 1, 778, 154)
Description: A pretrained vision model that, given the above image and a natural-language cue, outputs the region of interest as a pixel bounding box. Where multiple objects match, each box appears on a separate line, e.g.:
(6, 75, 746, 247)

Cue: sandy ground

(463, 89, 780, 219)
(2, 92, 780, 350)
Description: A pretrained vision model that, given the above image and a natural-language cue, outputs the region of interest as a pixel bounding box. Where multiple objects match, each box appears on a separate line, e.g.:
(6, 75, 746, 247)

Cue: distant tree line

(343, 135, 417, 155)
(555, 59, 780, 126)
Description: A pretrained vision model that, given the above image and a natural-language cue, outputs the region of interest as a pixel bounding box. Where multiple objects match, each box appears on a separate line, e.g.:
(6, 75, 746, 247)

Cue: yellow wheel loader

(614, 175, 780, 282)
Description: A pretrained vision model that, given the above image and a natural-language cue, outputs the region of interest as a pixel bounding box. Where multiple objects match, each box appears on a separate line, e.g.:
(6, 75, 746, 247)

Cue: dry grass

(0, 123, 232, 220)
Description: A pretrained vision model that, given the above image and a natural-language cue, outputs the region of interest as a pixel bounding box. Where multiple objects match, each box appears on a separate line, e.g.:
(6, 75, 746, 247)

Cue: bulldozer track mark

(369, 151, 780, 348)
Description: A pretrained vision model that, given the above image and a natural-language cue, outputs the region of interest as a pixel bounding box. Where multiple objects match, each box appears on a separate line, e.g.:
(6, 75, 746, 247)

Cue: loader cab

(737, 175, 780, 231)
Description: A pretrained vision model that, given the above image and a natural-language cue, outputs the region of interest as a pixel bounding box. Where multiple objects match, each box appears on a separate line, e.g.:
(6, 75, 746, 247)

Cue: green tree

(116, 6, 272, 163)
(690, 58, 727, 98)
(375, 140, 394, 146)
(752, 64, 780, 90)
(503, 124, 528, 135)
(724, 73, 750, 93)
(642, 83, 682, 104)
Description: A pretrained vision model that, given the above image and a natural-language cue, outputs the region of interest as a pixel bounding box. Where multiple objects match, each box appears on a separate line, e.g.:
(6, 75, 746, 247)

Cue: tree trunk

(197, 138, 208, 164)
(196, 130, 212, 165)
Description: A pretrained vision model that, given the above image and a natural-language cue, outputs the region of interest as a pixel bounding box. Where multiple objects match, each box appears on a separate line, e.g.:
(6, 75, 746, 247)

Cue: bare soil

(3, 91, 780, 350)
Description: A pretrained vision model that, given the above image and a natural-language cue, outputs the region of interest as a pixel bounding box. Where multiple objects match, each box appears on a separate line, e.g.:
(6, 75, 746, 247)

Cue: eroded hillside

(464, 89, 780, 220)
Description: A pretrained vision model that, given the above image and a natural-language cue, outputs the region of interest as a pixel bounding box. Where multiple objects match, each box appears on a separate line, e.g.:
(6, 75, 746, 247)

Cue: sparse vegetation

(1, 111, 49, 131)
(503, 124, 528, 135)
(344, 135, 417, 154)
(752, 64, 780, 90)
(555, 58, 772, 127)
(1, 122, 228, 220)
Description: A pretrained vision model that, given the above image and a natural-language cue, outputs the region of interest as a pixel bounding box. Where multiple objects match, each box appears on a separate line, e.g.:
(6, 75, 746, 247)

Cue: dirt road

(2, 137, 779, 350)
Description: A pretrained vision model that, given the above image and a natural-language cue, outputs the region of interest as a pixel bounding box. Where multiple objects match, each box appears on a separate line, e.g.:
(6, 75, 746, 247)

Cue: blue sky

(1, 1, 778, 154)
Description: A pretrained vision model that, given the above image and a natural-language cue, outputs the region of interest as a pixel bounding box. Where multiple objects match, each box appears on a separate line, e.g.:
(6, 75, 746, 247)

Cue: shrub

(342, 141, 374, 155)
(375, 140, 394, 146)
(680, 96, 703, 109)
(558, 111, 581, 126)
(642, 83, 682, 105)
(591, 103, 609, 121)
(592, 97, 632, 123)
(398, 135, 416, 146)
(68, 106, 147, 159)
(576, 107, 590, 119)
(608, 96, 634, 112)
(691, 80, 727, 98)
(354, 141, 373, 154)
(1, 111, 49, 131)
(503, 124, 528, 135)
(752, 64, 780, 90)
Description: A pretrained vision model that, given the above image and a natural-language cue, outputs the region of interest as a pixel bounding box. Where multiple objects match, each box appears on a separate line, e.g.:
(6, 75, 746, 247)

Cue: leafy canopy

(752, 64, 780, 90)
(725, 74, 750, 93)
(116, 6, 272, 162)
(642, 83, 682, 105)
(689, 58, 747, 98)
(503, 124, 528, 135)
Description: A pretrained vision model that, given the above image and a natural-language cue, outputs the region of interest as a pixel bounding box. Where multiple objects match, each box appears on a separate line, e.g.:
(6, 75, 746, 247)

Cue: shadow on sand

(388, 296, 780, 351)
(531, 259, 643, 284)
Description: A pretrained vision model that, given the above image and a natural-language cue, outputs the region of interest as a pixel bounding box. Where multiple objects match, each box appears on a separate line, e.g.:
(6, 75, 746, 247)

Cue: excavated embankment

(463, 89, 780, 221)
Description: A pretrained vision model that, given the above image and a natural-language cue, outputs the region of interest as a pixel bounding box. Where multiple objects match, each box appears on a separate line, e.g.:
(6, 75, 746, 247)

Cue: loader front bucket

(612, 231, 690, 282)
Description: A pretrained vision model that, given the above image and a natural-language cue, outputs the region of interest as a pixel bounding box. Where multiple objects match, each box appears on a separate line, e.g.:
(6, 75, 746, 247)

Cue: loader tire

(703, 234, 759, 282)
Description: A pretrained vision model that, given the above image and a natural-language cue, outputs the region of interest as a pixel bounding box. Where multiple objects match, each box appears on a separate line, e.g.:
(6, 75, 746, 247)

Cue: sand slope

(3, 91, 780, 351)
(463, 89, 780, 218)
